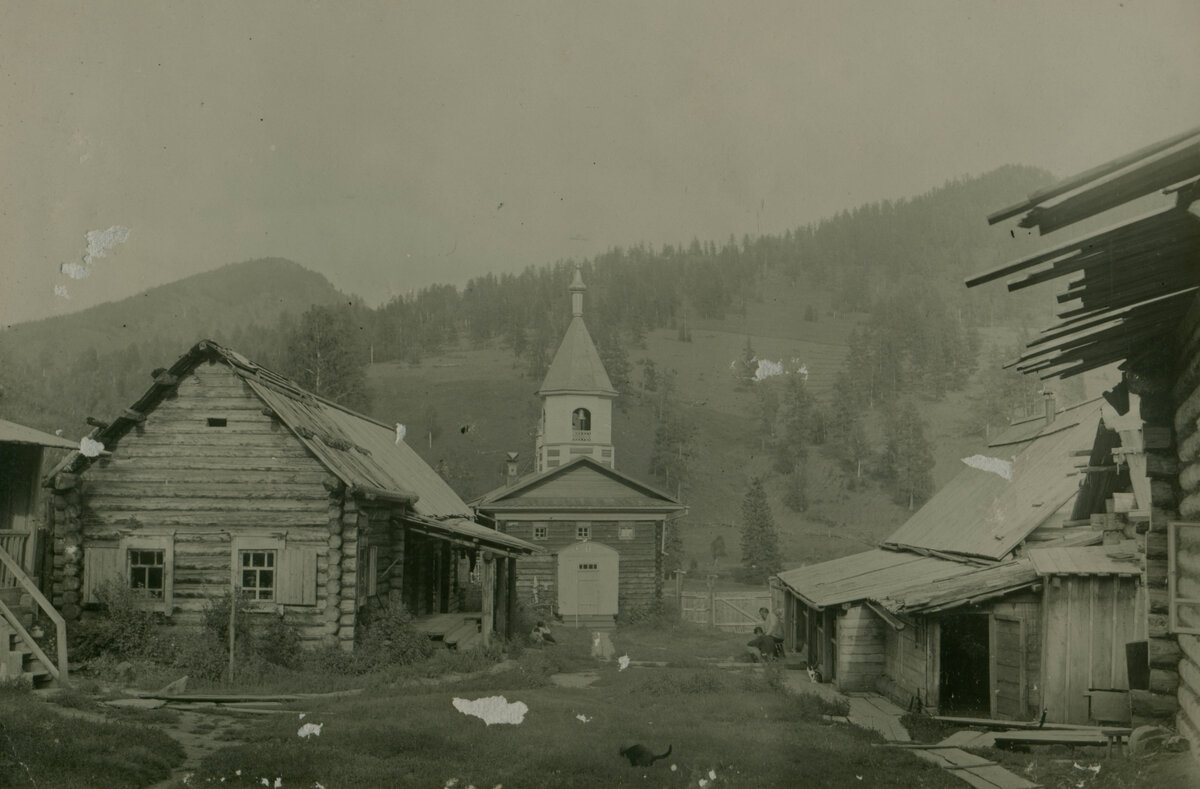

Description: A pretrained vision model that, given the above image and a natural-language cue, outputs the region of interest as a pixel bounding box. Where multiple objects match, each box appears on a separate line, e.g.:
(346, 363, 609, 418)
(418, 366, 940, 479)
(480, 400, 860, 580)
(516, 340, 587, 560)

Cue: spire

(569, 265, 586, 317)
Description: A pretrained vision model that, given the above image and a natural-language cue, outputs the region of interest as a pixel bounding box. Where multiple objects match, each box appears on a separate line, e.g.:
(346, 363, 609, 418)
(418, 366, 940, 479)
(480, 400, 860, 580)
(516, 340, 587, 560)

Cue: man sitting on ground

(531, 620, 556, 646)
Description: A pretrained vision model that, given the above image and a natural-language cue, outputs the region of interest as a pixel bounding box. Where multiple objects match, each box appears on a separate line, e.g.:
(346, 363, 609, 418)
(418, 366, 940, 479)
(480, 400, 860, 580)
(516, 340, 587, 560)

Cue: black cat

(619, 743, 672, 767)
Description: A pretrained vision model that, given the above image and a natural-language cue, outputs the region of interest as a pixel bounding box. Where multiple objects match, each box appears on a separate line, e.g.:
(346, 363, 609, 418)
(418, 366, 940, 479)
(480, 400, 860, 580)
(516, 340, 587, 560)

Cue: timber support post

(482, 551, 495, 647)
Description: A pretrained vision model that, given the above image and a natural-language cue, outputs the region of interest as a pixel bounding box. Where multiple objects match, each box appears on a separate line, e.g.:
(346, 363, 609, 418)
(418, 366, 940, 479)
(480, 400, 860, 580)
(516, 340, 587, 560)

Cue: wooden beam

(985, 127, 1200, 226)
(481, 552, 495, 647)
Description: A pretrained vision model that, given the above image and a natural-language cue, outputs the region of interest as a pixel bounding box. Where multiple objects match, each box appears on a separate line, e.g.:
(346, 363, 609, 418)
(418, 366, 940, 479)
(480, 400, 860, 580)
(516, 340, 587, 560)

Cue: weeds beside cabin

(44, 340, 539, 652)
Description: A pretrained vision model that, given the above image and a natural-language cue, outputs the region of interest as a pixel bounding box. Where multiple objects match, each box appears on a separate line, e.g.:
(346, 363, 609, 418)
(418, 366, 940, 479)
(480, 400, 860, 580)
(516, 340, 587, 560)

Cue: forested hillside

(0, 165, 1072, 572)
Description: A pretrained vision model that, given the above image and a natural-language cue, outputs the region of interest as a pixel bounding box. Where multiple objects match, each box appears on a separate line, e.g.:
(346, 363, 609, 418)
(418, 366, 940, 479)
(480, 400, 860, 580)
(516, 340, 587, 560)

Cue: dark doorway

(939, 613, 990, 715)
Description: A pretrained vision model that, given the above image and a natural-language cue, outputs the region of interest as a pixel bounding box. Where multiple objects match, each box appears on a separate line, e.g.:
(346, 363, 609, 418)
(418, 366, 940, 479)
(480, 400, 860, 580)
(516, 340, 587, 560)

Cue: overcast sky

(2, 1, 1199, 327)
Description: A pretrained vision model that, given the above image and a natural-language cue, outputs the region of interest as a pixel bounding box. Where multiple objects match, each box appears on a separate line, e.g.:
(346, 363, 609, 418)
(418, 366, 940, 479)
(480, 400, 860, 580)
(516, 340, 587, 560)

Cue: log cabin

(44, 340, 539, 652)
(775, 397, 1152, 725)
(1, 420, 80, 685)
(473, 267, 686, 627)
(965, 125, 1200, 750)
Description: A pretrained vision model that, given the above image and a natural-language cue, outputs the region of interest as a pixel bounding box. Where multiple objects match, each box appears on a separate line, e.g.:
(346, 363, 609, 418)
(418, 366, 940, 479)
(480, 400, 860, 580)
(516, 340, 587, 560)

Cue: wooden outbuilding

(776, 399, 1149, 724)
(44, 340, 539, 651)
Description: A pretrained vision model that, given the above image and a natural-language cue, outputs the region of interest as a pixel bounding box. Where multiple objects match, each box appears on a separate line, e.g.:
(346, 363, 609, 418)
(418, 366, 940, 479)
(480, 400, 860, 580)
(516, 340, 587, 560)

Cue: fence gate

(680, 590, 771, 632)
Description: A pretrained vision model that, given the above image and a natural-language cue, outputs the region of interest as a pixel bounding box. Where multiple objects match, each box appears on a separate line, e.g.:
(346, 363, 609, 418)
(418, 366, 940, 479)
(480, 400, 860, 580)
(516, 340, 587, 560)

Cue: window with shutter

(232, 535, 316, 607)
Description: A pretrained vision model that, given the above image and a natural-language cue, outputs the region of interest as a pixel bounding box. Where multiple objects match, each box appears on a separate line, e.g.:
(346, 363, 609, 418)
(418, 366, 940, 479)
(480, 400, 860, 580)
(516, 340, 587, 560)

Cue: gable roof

(881, 402, 1105, 561)
(474, 455, 683, 513)
(0, 418, 81, 451)
(52, 340, 471, 517)
(537, 316, 617, 397)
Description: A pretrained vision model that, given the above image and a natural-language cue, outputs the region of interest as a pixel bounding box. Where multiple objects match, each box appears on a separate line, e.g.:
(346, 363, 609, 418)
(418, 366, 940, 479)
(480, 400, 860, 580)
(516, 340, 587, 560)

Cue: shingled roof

(537, 316, 617, 397)
(968, 124, 1200, 380)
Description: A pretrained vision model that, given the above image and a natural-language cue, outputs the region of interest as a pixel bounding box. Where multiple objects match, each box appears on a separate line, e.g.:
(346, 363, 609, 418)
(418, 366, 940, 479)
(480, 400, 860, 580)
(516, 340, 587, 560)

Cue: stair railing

(0, 546, 67, 683)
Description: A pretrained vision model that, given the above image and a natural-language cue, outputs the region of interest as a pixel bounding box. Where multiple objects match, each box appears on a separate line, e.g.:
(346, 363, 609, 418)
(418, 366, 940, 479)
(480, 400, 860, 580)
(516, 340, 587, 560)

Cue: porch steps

(0, 614, 53, 689)
(444, 620, 482, 650)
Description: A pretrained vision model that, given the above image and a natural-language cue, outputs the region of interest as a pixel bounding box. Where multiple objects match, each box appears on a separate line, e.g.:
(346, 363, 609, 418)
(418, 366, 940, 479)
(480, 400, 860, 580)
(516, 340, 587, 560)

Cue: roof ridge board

(479, 456, 682, 506)
(986, 126, 1200, 225)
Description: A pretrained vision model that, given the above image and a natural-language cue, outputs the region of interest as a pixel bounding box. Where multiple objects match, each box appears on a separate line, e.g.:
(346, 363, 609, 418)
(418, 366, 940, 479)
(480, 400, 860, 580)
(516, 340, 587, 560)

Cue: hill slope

(0, 258, 347, 430)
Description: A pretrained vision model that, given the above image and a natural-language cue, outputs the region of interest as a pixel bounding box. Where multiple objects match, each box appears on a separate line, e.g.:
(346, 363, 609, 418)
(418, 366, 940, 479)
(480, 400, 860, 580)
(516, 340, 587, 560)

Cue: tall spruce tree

(883, 403, 935, 510)
(739, 477, 782, 583)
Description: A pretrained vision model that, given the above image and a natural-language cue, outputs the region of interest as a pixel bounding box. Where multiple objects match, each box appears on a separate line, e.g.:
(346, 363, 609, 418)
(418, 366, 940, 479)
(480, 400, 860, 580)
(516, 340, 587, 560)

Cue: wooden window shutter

(83, 546, 121, 605)
(278, 548, 317, 606)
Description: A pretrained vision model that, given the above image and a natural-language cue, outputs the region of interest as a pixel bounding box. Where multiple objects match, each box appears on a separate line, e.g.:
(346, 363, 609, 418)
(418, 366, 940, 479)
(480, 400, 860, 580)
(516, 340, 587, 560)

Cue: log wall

(52, 361, 361, 649)
(1173, 300, 1200, 752)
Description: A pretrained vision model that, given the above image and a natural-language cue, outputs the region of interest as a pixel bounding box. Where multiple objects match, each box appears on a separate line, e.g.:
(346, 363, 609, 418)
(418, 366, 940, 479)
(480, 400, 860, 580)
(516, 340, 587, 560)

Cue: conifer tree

(882, 403, 935, 510)
(281, 305, 368, 409)
(739, 477, 782, 583)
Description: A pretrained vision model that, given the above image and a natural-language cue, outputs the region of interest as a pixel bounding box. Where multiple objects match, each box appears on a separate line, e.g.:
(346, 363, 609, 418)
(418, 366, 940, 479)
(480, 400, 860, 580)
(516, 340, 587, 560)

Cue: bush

(69, 581, 167, 662)
(171, 631, 229, 682)
(252, 613, 302, 668)
(201, 590, 252, 654)
(617, 598, 677, 628)
(353, 602, 437, 672)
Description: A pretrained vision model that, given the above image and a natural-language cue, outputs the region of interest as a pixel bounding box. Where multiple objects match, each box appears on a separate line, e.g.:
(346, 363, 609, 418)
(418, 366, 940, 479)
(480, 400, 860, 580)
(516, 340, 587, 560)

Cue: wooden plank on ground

(993, 729, 1110, 746)
(909, 747, 1040, 789)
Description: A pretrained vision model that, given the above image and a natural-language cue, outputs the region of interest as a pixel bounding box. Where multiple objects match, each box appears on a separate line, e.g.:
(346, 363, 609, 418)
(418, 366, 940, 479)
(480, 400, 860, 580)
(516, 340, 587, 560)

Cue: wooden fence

(680, 590, 771, 632)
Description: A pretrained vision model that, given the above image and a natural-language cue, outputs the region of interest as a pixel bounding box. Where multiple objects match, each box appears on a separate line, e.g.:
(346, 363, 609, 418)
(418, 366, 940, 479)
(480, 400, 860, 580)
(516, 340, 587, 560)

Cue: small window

(579, 562, 598, 571)
(572, 408, 592, 431)
(533, 526, 548, 540)
(576, 524, 590, 540)
(207, 417, 227, 427)
(240, 550, 276, 600)
(129, 549, 165, 599)
(619, 525, 635, 541)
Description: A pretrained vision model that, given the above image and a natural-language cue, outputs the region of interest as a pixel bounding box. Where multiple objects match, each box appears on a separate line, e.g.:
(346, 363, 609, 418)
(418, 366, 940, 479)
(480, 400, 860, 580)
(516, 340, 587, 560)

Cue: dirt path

(146, 709, 252, 789)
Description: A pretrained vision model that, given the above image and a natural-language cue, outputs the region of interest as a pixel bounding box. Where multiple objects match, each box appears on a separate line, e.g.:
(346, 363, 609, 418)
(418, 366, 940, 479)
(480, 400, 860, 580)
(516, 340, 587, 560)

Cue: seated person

(745, 626, 777, 663)
(531, 620, 556, 645)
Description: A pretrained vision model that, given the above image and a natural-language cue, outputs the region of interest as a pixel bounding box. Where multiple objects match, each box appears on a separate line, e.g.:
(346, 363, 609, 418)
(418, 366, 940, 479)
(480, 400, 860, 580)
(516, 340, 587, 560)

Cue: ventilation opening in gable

(206, 417, 227, 427)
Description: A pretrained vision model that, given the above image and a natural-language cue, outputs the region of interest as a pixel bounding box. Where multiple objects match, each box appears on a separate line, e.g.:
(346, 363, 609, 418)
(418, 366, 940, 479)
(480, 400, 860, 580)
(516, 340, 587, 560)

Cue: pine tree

(739, 478, 782, 583)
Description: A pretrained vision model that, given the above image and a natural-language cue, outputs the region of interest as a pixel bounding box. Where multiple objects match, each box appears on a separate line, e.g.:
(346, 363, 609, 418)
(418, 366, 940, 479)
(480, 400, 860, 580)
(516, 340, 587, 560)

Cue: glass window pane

(243, 570, 256, 587)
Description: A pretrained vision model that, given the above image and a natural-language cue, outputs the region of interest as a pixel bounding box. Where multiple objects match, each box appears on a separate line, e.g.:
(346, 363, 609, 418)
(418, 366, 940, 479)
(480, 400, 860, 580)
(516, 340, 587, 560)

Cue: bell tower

(534, 267, 617, 471)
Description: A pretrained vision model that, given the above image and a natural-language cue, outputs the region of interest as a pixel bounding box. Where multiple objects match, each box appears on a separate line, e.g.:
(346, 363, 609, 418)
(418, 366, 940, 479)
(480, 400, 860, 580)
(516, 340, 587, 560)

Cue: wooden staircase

(0, 587, 54, 688)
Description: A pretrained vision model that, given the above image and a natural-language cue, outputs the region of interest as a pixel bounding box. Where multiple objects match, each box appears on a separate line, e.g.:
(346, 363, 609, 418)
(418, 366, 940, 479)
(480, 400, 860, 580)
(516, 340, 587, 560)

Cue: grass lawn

(182, 624, 957, 789)
(0, 684, 185, 788)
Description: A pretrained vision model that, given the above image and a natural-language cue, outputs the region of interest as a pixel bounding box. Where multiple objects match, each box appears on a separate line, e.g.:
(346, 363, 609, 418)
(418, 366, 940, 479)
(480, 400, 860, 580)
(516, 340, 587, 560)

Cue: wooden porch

(413, 612, 485, 651)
